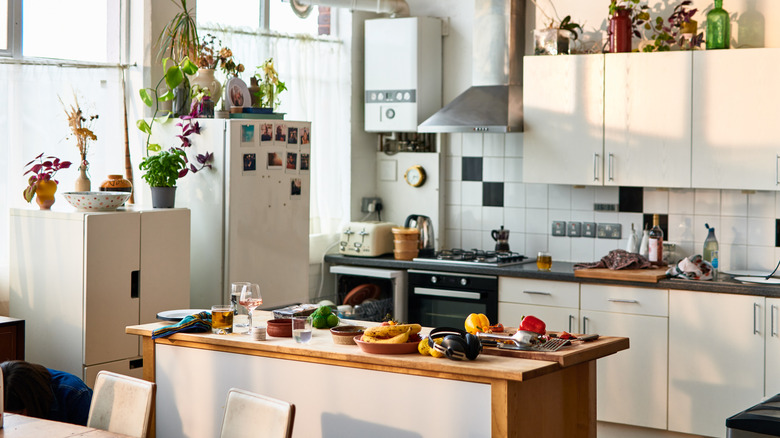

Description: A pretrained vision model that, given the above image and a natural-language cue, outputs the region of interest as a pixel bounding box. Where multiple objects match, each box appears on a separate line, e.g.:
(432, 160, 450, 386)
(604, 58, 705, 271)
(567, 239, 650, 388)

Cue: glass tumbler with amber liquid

(537, 251, 552, 271)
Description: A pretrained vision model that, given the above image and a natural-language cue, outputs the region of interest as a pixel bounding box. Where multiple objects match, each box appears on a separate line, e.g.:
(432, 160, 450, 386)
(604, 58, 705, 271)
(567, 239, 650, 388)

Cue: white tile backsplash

(694, 216, 720, 244)
(462, 134, 483, 157)
(444, 228, 461, 249)
(669, 189, 694, 215)
(748, 217, 775, 247)
(504, 158, 523, 183)
(525, 233, 549, 255)
(643, 189, 669, 214)
(483, 157, 505, 182)
(461, 181, 482, 206)
(571, 186, 595, 211)
(668, 214, 695, 244)
(525, 184, 548, 209)
(571, 238, 595, 263)
(720, 216, 747, 246)
(549, 185, 572, 210)
(503, 207, 525, 235)
(483, 134, 505, 157)
(504, 183, 525, 208)
(446, 133, 462, 157)
(482, 206, 504, 231)
(461, 205, 481, 230)
(446, 205, 462, 230)
(694, 189, 721, 215)
(445, 156, 462, 181)
(445, 181, 462, 205)
(747, 245, 776, 271)
(461, 230, 483, 249)
(594, 186, 619, 204)
(505, 133, 523, 158)
(749, 191, 776, 218)
(525, 208, 549, 234)
(721, 190, 748, 216)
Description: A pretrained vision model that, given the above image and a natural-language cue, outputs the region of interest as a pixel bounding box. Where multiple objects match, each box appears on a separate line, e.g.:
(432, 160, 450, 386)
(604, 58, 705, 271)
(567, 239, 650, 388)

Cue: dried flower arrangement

(61, 95, 98, 174)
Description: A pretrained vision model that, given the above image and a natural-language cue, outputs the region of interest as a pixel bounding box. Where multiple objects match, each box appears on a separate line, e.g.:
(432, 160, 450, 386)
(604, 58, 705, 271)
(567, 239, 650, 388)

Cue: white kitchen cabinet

(766, 298, 780, 397)
(498, 278, 579, 332)
(580, 284, 668, 430)
(669, 290, 764, 438)
(691, 48, 780, 190)
(523, 54, 605, 185)
(604, 52, 692, 188)
(9, 208, 190, 387)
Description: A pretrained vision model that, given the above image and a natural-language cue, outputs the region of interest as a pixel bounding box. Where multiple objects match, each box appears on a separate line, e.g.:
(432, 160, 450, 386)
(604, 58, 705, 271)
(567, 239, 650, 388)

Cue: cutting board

(480, 335, 629, 368)
(573, 267, 669, 283)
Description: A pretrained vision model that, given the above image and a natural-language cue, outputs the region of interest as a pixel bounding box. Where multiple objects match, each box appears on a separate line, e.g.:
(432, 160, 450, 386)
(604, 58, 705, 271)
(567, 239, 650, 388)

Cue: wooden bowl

(330, 325, 366, 345)
(266, 319, 293, 337)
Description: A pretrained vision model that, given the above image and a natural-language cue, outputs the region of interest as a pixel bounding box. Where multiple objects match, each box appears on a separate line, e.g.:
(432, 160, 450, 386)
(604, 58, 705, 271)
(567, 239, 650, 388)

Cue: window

(0, 0, 7, 51)
(197, 0, 327, 36)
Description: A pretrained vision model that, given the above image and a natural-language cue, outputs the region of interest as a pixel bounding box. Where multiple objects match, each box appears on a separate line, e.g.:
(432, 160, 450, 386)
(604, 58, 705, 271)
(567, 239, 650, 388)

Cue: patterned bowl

(62, 191, 131, 212)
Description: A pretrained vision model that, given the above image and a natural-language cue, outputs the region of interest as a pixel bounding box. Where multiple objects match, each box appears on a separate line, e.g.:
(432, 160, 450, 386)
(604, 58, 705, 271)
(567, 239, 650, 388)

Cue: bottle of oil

(704, 223, 719, 280)
(648, 214, 664, 265)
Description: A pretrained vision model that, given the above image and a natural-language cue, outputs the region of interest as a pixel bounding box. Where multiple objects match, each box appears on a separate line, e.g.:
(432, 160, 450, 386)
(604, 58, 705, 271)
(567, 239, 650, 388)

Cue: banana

(361, 328, 410, 344)
(364, 323, 422, 338)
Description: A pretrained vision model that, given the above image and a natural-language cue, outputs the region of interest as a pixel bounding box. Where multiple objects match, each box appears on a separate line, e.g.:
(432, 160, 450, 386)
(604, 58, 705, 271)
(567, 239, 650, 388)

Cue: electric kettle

(492, 226, 510, 252)
(404, 214, 435, 257)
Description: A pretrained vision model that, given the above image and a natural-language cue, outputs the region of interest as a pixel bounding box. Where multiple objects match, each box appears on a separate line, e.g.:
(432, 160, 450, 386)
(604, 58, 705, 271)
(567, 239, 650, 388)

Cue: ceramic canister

(99, 174, 133, 193)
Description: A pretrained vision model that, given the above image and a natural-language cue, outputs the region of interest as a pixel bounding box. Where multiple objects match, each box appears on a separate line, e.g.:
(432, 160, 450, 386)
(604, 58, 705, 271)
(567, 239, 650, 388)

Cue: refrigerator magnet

(300, 126, 310, 146)
(290, 178, 302, 198)
(242, 153, 257, 174)
(286, 152, 298, 174)
(299, 152, 310, 173)
(267, 151, 283, 170)
(261, 123, 273, 145)
(287, 126, 299, 147)
(274, 123, 287, 145)
(240, 124, 257, 147)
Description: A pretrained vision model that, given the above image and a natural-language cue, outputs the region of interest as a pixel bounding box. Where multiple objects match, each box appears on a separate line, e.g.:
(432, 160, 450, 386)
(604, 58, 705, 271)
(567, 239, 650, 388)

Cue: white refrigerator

(146, 117, 311, 309)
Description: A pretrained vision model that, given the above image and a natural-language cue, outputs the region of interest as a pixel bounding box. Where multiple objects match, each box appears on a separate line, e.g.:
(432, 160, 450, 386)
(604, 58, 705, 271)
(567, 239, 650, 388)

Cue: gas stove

(413, 249, 534, 267)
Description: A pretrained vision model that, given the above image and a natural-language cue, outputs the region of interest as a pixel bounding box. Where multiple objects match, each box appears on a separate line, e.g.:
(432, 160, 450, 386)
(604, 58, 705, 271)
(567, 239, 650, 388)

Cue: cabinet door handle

(608, 153, 614, 182)
(569, 314, 575, 333)
(583, 316, 589, 333)
(776, 155, 780, 186)
(523, 290, 552, 296)
(772, 305, 777, 337)
(754, 302, 761, 335)
(131, 270, 140, 299)
(608, 298, 639, 304)
(593, 153, 600, 182)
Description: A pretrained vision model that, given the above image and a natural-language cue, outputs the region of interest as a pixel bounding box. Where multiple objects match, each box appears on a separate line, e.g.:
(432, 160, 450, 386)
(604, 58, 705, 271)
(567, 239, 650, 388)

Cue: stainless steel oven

(407, 269, 498, 328)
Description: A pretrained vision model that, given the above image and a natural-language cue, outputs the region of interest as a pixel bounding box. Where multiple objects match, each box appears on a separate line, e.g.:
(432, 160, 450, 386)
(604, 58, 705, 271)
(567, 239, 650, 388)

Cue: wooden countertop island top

(127, 312, 628, 438)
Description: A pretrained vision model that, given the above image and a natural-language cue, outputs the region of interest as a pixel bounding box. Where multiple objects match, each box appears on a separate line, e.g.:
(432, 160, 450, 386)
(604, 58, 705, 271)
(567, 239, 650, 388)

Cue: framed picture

(261, 123, 274, 145)
(267, 151, 283, 169)
(225, 77, 251, 108)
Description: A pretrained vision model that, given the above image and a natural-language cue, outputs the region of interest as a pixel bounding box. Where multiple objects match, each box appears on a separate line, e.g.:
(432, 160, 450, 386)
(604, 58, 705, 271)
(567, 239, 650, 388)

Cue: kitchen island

(127, 312, 628, 438)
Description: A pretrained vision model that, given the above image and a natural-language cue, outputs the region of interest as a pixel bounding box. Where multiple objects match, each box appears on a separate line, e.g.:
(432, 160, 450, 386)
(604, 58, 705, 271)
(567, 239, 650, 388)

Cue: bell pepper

(486, 323, 504, 333)
(465, 313, 490, 334)
(519, 315, 546, 335)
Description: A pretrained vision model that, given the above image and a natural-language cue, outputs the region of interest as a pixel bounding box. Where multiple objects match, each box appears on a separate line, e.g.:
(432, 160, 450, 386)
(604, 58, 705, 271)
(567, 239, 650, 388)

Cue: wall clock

(404, 165, 426, 187)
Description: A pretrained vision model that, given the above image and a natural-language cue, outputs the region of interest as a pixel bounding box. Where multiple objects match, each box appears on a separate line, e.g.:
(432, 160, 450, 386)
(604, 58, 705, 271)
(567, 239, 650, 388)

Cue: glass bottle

(706, 0, 731, 49)
(609, 8, 633, 53)
(703, 223, 719, 280)
(648, 214, 664, 265)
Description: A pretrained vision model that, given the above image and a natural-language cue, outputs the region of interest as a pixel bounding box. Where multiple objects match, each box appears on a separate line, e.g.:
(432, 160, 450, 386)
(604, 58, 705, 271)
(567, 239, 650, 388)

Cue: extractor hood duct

(293, 0, 410, 17)
(418, 0, 524, 133)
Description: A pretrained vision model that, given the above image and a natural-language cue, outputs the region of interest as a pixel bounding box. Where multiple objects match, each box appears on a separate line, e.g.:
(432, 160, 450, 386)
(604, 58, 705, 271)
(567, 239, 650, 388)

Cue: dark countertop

(324, 254, 780, 298)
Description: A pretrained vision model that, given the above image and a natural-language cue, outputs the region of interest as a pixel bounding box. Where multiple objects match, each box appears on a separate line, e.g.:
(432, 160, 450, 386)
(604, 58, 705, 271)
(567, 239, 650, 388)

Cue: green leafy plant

(252, 58, 287, 110)
(156, 0, 199, 64)
(22, 153, 72, 202)
(609, 0, 651, 39)
(530, 0, 583, 40)
(138, 148, 187, 188)
(642, 1, 704, 52)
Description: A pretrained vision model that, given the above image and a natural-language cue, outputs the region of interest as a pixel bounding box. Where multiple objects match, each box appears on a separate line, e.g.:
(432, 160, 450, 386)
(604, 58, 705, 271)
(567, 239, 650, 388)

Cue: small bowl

(63, 191, 131, 211)
(266, 319, 293, 337)
(330, 325, 366, 345)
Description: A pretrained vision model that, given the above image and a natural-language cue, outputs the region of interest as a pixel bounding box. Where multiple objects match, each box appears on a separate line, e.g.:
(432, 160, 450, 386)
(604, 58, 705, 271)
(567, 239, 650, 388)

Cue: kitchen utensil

(497, 337, 569, 352)
(491, 226, 510, 252)
(404, 214, 435, 257)
(476, 330, 545, 348)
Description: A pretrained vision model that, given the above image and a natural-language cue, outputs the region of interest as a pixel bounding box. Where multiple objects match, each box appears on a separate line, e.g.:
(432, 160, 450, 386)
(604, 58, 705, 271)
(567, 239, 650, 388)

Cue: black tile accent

(776, 219, 780, 247)
(619, 187, 643, 213)
(643, 213, 668, 238)
(483, 182, 504, 207)
(462, 157, 483, 181)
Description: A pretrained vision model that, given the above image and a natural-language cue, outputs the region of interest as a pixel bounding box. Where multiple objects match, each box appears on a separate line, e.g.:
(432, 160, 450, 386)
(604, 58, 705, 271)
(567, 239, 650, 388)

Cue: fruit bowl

(63, 191, 131, 211)
(330, 325, 366, 345)
(354, 335, 419, 354)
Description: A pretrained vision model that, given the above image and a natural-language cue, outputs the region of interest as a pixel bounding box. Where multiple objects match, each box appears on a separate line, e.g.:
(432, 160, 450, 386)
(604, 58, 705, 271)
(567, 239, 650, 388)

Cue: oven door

(407, 270, 498, 328)
(329, 265, 407, 322)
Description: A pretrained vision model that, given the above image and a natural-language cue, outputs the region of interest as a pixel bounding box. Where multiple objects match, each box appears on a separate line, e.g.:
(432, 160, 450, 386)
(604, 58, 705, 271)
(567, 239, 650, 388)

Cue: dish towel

(152, 311, 212, 339)
(666, 255, 714, 281)
(574, 249, 652, 270)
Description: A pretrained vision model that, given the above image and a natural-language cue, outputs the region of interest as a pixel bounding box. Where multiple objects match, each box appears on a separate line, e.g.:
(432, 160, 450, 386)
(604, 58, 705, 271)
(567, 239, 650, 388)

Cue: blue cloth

(152, 311, 212, 339)
(46, 368, 93, 426)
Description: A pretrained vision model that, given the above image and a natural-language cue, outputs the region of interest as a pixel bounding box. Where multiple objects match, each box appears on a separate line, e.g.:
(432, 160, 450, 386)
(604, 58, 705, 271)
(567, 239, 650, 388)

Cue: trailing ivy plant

(608, 0, 651, 39)
(642, 1, 704, 52)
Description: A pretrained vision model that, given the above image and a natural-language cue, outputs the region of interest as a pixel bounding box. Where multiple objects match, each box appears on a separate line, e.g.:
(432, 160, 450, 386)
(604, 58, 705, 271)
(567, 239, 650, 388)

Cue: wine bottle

(703, 223, 719, 280)
(706, 0, 731, 49)
(648, 214, 664, 265)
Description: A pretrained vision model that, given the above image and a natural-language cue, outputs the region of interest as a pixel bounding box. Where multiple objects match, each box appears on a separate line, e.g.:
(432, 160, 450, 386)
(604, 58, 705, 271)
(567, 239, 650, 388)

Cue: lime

(312, 315, 328, 329)
(326, 314, 339, 328)
(317, 305, 331, 317)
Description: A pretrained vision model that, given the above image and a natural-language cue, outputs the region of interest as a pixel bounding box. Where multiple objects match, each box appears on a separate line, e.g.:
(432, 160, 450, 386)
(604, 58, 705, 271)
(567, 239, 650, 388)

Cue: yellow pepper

(464, 313, 490, 335)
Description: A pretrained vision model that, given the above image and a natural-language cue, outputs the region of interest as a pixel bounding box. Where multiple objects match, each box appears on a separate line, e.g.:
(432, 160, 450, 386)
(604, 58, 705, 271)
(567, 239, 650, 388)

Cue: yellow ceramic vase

(35, 180, 58, 210)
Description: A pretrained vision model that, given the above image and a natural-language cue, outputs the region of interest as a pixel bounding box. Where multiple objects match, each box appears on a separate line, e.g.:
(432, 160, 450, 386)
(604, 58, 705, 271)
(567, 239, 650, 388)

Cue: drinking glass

(537, 251, 552, 271)
(230, 282, 252, 332)
(292, 316, 312, 344)
(211, 305, 234, 334)
(237, 283, 263, 329)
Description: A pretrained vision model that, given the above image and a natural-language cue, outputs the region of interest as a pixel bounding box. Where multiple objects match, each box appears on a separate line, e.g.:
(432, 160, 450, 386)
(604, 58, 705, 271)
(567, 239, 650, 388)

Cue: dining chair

(87, 371, 156, 438)
(219, 388, 296, 438)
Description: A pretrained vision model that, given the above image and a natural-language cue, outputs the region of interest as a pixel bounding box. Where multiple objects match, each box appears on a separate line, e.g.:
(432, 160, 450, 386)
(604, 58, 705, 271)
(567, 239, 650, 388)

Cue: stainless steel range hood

(418, 0, 524, 133)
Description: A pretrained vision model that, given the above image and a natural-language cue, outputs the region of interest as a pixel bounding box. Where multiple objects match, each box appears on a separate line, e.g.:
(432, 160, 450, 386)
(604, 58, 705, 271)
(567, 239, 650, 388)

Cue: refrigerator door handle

(131, 270, 139, 299)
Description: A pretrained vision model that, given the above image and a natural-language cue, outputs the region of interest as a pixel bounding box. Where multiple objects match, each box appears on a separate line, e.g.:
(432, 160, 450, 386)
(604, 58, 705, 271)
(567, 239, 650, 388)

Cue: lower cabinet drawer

(581, 284, 668, 317)
(83, 357, 144, 388)
(499, 277, 579, 308)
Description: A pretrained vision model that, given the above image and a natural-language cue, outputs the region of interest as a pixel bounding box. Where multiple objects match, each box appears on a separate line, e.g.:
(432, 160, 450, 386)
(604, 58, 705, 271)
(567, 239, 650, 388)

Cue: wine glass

(238, 283, 262, 329)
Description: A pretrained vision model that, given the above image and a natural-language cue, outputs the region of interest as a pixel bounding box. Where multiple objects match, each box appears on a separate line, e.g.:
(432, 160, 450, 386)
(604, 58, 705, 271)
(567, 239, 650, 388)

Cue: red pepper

(519, 315, 546, 335)
(486, 323, 504, 333)
(558, 331, 574, 340)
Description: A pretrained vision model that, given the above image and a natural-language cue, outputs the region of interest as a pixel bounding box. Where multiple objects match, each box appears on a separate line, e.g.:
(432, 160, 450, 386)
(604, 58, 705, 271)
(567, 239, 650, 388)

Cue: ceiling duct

(292, 0, 410, 18)
(418, 0, 524, 133)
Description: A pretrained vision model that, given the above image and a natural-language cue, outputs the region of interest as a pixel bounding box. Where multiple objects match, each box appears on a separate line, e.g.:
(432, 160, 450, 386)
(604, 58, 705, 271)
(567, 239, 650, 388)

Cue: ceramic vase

(99, 175, 132, 207)
(190, 68, 222, 106)
(35, 180, 57, 210)
(609, 9, 632, 53)
(75, 165, 90, 192)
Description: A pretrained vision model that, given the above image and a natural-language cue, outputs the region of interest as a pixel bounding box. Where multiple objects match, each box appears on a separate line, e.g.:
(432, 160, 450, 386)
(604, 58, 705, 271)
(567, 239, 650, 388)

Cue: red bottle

(609, 9, 632, 53)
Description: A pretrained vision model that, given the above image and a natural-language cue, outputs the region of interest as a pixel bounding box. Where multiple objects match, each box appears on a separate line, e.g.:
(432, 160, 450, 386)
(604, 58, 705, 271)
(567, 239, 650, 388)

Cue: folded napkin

(152, 311, 212, 339)
(666, 255, 713, 281)
(574, 249, 652, 270)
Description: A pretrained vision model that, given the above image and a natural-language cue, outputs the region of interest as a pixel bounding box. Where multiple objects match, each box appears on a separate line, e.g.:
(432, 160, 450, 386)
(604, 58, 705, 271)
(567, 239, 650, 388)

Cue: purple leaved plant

(23, 153, 72, 203)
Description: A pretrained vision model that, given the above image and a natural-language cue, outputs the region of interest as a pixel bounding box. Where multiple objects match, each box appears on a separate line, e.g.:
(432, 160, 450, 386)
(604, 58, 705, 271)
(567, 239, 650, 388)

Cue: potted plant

(530, 1, 583, 55)
(156, 0, 200, 116)
(191, 33, 223, 107)
(251, 58, 287, 111)
(138, 148, 187, 208)
(607, 0, 651, 53)
(23, 153, 72, 210)
(641, 1, 704, 52)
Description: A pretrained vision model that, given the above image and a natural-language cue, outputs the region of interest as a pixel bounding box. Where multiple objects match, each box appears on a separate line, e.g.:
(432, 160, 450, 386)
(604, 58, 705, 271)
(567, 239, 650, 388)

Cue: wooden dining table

(0, 413, 132, 437)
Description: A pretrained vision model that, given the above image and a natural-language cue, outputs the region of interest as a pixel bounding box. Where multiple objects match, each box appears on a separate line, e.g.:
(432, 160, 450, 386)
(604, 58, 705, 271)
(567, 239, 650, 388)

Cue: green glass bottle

(706, 0, 731, 49)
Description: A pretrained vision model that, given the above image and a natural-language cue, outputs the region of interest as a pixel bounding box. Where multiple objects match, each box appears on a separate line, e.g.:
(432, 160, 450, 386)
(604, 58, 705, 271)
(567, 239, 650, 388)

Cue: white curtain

(199, 26, 351, 235)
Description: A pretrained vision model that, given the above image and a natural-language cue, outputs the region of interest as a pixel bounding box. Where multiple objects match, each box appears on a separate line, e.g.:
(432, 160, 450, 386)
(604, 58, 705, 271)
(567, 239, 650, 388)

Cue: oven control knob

(430, 276, 438, 284)
(460, 278, 469, 286)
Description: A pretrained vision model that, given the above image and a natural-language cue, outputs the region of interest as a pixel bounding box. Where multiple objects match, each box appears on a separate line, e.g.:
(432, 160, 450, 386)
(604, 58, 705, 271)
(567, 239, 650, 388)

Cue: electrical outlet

(583, 222, 597, 238)
(361, 197, 382, 213)
(552, 221, 566, 236)
(597, 223, 622, 239)
(568, 221, 582, 237)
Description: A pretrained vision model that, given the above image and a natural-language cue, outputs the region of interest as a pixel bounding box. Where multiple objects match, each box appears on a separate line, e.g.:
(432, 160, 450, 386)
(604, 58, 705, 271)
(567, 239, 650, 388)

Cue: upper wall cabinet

(604, 52, 692, 188)
(523, 54, 604, 185)
(691, 48, 780, 190)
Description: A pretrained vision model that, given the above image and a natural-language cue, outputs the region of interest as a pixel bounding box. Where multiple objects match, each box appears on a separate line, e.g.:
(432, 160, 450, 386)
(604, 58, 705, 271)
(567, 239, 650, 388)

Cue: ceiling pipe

(292, 0, 410, 18)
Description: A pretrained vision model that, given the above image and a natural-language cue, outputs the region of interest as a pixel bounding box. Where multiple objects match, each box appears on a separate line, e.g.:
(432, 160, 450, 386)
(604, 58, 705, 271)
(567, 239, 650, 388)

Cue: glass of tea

(211, 305, 234, 334)
(537, 251, 552, 271)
